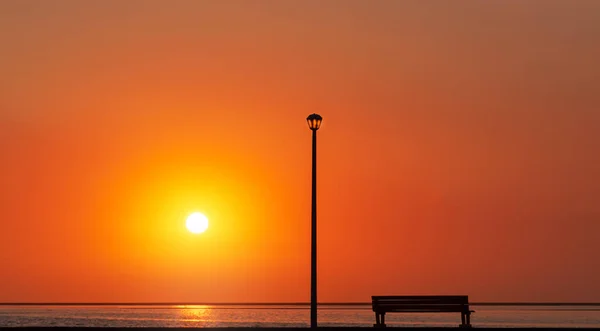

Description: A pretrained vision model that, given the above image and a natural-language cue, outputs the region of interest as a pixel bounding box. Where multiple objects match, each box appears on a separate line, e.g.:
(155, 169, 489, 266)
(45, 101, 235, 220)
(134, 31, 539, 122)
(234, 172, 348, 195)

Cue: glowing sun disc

(186, 212, 209, 234)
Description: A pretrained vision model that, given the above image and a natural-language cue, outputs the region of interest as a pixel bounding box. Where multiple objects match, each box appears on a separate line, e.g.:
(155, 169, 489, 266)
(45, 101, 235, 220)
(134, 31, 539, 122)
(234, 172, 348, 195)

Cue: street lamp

(306, 113, 322, 328)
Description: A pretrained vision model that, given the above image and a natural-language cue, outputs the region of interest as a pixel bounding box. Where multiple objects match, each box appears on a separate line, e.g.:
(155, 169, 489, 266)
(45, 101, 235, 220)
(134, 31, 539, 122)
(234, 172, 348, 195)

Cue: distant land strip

(1, 302, 600, 306)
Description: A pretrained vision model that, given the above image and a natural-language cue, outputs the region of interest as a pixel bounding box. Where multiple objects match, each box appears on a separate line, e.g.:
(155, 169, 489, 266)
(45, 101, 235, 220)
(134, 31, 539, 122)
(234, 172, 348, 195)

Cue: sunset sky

(1, 0, 599, 303)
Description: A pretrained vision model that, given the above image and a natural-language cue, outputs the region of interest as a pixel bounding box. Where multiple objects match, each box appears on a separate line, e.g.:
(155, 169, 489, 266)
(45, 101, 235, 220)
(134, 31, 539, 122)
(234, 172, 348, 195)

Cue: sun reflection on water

(175, 305, 212, 324)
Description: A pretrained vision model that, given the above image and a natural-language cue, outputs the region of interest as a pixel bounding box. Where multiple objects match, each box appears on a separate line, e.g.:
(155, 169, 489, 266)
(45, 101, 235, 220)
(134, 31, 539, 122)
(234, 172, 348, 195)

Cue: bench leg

(374, 312, 386, 327)
(459, 312, 472, 328)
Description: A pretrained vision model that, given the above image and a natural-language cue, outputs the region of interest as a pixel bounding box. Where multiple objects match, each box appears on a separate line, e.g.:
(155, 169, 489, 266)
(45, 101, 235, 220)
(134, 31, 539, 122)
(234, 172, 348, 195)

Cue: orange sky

(1, 0, 599, 303)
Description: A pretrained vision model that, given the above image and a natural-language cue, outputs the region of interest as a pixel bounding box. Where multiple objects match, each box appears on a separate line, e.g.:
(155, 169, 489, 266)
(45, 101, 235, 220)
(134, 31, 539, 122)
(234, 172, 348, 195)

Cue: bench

(372, 295, 474, 328)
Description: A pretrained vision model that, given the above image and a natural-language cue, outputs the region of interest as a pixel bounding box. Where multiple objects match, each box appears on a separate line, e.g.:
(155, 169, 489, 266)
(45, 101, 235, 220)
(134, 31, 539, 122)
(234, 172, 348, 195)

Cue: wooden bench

(372, 295, 474, 328)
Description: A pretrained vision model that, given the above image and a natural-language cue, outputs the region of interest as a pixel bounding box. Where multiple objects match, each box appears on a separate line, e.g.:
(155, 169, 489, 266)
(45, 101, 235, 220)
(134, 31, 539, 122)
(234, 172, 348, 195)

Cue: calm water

(1, 304, 600, 328)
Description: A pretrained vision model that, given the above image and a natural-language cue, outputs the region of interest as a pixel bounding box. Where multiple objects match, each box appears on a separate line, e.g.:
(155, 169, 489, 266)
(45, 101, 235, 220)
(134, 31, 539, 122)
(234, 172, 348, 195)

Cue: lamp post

(306, 113, 322, 328)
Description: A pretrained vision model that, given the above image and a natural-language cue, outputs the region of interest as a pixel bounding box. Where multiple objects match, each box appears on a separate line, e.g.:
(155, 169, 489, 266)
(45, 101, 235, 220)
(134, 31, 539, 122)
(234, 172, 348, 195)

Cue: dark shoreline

(4, 328, 600, 330)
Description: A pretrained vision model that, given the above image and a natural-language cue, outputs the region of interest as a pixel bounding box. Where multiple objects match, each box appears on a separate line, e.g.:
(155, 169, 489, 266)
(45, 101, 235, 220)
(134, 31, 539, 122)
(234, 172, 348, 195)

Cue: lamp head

(306, 113, 323, 131)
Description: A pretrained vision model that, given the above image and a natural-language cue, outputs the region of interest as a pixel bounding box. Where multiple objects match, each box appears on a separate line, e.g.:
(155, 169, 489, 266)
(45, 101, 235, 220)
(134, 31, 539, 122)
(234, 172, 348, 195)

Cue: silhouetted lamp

(306, 113, 322, 328)
(307, 113, 323, 131)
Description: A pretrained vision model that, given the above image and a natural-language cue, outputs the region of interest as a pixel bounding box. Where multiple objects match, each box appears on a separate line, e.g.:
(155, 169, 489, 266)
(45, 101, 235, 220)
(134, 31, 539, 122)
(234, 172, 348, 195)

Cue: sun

(186, 212, 209, 234)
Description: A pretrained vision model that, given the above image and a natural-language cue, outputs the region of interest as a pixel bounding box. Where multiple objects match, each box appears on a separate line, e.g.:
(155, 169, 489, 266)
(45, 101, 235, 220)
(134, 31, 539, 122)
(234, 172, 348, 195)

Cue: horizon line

(1, 302, 600, 306)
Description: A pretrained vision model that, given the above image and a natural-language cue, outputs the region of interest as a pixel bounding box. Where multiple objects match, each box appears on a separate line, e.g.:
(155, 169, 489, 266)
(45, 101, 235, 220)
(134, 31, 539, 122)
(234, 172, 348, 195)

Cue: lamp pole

(306, 113, 322, 328)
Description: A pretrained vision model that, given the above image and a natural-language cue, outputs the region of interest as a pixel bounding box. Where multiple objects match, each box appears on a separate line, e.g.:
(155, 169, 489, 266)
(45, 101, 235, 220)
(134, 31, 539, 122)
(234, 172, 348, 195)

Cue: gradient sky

(1, 0, 599, 303)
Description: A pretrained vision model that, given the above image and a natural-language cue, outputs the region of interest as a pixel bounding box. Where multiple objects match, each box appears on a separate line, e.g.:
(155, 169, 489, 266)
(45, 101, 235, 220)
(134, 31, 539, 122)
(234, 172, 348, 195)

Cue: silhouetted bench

(372, 295, 474, 328)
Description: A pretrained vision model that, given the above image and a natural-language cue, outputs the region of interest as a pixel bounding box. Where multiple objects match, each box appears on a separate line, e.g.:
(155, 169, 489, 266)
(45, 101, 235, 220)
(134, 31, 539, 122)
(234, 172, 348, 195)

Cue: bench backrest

(372, 295, 470, 313)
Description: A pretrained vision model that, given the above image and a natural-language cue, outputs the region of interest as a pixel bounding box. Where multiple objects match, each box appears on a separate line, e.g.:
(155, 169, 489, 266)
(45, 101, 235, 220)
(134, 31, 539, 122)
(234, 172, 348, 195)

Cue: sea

(1, 304, 600, 328)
